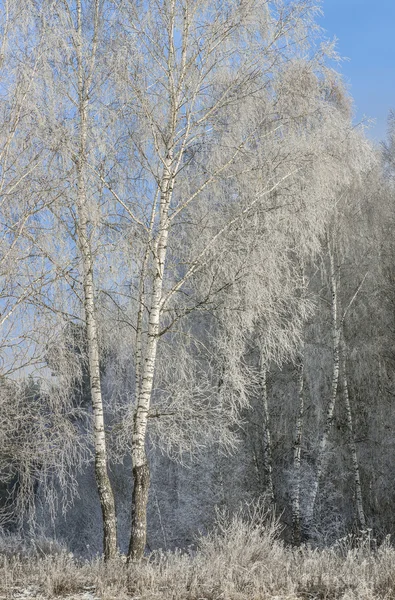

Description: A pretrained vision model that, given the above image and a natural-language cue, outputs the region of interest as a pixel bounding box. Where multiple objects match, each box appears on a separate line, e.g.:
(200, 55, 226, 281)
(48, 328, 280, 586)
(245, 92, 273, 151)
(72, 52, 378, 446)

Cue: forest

(1, 0, 395, 598)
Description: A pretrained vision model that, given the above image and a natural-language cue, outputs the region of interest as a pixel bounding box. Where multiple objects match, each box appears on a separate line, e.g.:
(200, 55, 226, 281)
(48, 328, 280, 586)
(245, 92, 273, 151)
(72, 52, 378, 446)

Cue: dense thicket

(0, 0, 393, 558)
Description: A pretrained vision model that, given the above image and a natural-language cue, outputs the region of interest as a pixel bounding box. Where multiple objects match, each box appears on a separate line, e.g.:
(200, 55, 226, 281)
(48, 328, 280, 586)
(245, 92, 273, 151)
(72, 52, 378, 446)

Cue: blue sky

(319, 0, 395, 143)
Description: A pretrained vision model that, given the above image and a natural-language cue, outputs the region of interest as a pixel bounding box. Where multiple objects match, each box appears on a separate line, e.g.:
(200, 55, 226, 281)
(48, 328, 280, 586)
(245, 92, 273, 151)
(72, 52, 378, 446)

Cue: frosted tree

(94, 0, 374, 559)
(304, 170, 376, 536)
(8, 0, 376, 557)
(0, 1, 48, 376)
(0, 1, 93, 532)
(22, 0, 122, 559)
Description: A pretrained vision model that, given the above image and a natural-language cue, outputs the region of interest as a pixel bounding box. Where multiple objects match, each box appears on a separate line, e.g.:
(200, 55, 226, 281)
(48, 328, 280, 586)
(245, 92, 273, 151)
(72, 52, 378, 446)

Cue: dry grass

(1, 513, 395, 599)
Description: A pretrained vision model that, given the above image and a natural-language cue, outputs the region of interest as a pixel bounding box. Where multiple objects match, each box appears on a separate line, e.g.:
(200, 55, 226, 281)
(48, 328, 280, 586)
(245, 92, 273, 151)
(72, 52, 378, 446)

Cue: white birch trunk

(340, 333, 366, 529)
(128, 155, 175, 560)
(75, 0, 117, 560)
(305, 243, 340, 533)
(127, 0, 182, 558)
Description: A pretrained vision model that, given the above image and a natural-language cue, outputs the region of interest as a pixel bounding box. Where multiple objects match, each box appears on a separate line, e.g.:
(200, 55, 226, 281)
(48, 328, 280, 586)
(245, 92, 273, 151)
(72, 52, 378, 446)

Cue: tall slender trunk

(259, 361, 275, 505)
(305, 243, 340, 533)
(80, 222, 117, 559)
(75, 0, 117, 560)
(128, 1, 184, 559)
(128, 155, 174, 561)
(292, 356, 304, 545)
(340, 333, 366, 529)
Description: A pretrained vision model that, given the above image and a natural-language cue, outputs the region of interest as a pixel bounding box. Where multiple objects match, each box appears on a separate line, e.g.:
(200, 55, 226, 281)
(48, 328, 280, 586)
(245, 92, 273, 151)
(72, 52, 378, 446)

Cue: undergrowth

(0, 510, 394, 599)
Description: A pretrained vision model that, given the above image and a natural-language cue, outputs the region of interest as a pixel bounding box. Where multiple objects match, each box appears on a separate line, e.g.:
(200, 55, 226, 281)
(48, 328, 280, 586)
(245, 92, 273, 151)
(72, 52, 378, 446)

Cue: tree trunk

(259, 361, 275, 505)
(340, 334, 366, 529)
(81, 239, 118, 559)
(128, 154, 174, 560)
(128, 463, 150, 560)
(305, 244, 340, 533)
(75, 0, 117, 560)
(81, 238, 118, 560)
(292, 356, 304, 545)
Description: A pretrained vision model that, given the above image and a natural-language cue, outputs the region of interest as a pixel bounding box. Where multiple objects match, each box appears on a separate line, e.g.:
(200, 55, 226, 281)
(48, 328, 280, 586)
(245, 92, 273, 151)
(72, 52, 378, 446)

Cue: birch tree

(93, 0, 374, 559)
(305, 191, 372, 535)
(26, 0, 120, 559)
(73, 0, 117, 561)
(12, 0, 376, 555)
(304, 237, 342, 531)
(0, 1, 94, 531)
(340, 333, 366, 529)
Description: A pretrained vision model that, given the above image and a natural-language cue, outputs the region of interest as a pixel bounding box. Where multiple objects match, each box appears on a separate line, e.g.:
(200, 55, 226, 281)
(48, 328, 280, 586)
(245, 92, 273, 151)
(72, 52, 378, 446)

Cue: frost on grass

(0, 512, 395, 600)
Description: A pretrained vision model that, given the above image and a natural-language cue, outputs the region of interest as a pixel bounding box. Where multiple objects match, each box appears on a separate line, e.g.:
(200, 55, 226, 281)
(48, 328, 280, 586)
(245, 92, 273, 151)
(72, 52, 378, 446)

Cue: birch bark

(127, 0, 183, 559)
(128, 154, 175, 560)
(340, 333, 366, 529)
(305, 242, 340, 533)
(115, 0, 337, 558)
(75, 0, 117, 560)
